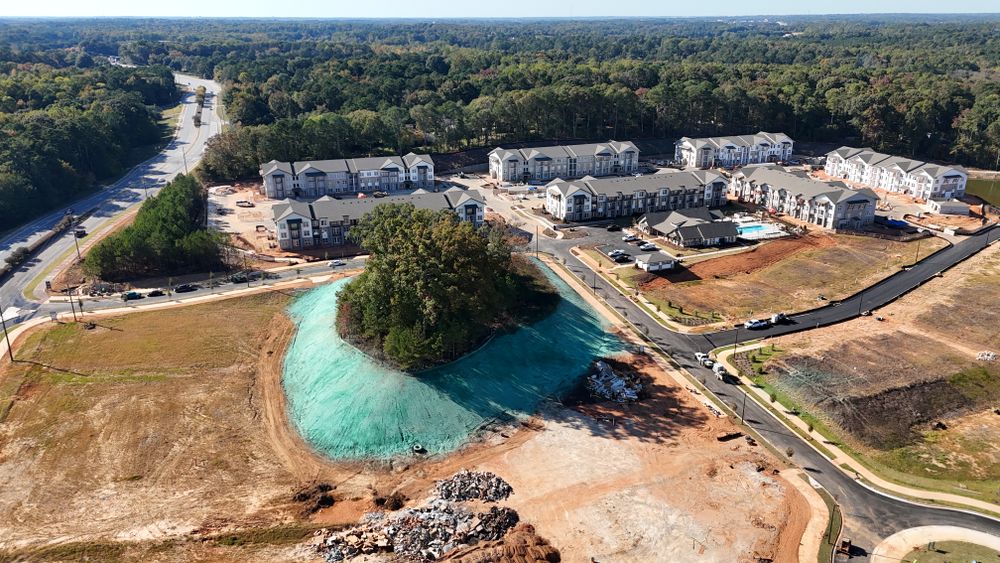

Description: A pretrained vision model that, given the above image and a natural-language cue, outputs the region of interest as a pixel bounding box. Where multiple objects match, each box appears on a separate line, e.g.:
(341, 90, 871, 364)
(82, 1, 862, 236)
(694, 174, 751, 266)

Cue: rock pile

(587, 360, 641, 403)
(977, 350, 997, 362)
(434, 470, 513, 502)
(319, 472, 521, 562)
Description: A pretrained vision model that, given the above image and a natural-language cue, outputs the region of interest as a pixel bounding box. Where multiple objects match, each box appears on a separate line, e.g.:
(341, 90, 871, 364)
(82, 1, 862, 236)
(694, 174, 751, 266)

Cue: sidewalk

(781, 469, 832, 563)
(715, 343, 1000, 518)
(871, 525, 1000, 560)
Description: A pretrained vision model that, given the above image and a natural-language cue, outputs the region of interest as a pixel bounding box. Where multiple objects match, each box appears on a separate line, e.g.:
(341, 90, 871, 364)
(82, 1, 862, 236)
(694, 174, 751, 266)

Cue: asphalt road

(540, 227, 1000, 560)
(0, 73, 223, 317)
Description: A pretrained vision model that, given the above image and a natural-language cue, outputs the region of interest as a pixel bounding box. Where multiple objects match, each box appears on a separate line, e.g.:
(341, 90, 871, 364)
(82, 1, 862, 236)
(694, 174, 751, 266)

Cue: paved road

(702, 226, 1000, 349)
(538, 227, 1000, 560)
(0, 73, 223, 316)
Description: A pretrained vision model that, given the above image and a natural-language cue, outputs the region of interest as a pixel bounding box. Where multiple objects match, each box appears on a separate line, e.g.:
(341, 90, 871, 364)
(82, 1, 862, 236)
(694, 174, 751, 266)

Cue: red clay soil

(686, 234, 836, 279)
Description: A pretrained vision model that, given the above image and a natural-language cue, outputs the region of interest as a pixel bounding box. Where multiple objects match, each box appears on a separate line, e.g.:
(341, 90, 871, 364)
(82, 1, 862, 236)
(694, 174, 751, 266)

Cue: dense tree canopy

(84, 174, 224, 281)
(0, 60, 178, 229)
(337, 204, 555, 371)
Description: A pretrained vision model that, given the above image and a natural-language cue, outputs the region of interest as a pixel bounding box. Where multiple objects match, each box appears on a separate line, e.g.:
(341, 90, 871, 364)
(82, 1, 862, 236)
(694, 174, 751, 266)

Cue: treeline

(0, 63, 178, 229)
(84, 175, 224, 281)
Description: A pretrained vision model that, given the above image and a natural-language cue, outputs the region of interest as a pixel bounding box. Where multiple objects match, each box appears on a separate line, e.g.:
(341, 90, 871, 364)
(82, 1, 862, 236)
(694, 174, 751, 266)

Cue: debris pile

(977, 351, 997, 362)
(587, 360, 642, 403)
(435, 470, 513, 502)
(447, 523, 561, 563)
(319, 472, 523, 562)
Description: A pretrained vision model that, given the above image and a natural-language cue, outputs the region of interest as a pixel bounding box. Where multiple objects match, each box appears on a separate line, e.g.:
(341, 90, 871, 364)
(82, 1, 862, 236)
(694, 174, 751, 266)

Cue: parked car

(175, 283, 198, 293)
(622, 234, 639, 242)
(372, 191, 389, 198)
(743, 319, 770, 330)
(713, 363, 731, 382)
(695, 352, 708, 362)
(639, 243, 658, 251)
(701, 358, 715, 368)
(606, 224, 622, 232)
(235, 200, 255, 208)
(607, 249, 625, 257)
(147, 289, 166, 297)
(770, 312, 788, 324)
(327, 260, 345, 267)
(74, 227, 87, 238)
(229, 272, 248, 283)
(122, 291, 144, 301)
(613, 254, 633, 263)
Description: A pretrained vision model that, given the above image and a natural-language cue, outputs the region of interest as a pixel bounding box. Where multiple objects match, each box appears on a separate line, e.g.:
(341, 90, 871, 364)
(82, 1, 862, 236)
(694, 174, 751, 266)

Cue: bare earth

(0, 271, 809, 561)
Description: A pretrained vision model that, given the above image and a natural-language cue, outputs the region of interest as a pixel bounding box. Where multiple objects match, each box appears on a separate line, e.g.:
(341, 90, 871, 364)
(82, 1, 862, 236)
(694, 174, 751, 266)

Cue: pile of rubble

(587, 360, 642, 403)
(977, 351, 998, 362)
(319, 472, 521, 562)
(434, 470, 513, 502)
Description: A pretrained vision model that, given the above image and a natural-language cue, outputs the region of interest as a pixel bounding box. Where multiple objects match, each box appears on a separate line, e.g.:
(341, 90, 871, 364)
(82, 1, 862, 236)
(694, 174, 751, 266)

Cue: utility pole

(857, 288, 864, 316)
(740, 391, 747, 423)
(182, 149, 189, 175)
(73, 230, 82, 260)
(1, 306, 13, 362)
(68, 289, 78, 322)
(535, 225, 539, 257)
(914, 236, 922, 264)
(733, 325, 740, 352)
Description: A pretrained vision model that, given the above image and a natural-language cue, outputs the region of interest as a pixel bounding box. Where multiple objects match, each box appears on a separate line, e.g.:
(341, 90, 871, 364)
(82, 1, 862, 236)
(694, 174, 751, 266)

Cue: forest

(1, 16, 999, 194)
(0, 58, 178, 229)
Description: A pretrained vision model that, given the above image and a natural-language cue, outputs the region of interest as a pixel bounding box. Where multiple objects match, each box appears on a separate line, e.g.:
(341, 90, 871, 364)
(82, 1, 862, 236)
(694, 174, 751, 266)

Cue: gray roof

(260, 153, 433, 177)
(825, 147, 966, 180)
(489, 140, 638, 162)
(677, 131, 793, 151)
(273, 189, 482, 224)
(546, 169, 724, 198)
(640, 208, 736, 241)
(636, 250, 677, 264)
(737, 164, 877, 204)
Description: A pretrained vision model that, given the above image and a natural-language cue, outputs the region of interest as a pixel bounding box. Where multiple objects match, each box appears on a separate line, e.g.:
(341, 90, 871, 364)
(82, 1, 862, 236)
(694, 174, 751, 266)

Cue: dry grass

(638, 233, 947, 321)
(0, 292, 307, 555)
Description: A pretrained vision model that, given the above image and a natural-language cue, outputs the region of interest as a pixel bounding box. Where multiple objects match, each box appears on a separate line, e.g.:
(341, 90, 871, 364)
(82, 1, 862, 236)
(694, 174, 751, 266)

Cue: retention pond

(282, 263, 626, 459)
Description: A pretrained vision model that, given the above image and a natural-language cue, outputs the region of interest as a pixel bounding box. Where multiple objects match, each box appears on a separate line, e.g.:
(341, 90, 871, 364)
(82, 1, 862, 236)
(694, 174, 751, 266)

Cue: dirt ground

(0, 278, 811, 561)
(763, 242, 1000, 496)
(635, 231, 946, 322)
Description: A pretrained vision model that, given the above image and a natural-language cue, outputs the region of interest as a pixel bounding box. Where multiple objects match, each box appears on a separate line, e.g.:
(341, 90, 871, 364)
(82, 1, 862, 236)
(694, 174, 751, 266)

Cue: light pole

(73, 230, 82, 260)
(68, 289, 78, 322)
(740, 391, 747, 422)
(1, 306, 13, 362)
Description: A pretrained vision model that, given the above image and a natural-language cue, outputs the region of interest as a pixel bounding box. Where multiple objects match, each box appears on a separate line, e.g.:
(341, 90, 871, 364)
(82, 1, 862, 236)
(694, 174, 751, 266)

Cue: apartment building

(544, 169, 727, 222)
(674, 132, 794, 168)
(260, 153, 434, 199)
(824, 147, 966, 200)
(730, 165, 877, 230)
(272, 188, 484, 251)
(488, 141, 639, 183)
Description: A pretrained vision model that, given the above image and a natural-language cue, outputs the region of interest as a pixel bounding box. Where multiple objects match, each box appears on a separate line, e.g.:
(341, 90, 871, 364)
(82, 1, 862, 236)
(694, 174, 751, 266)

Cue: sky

(4, 0, 998, 18)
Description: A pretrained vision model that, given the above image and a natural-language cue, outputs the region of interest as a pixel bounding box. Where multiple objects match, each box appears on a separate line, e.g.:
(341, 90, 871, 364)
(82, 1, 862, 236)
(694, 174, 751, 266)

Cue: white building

(488, 141, 638, 183)
(636, 251, 678, 272)
(272, 188, 484, 251)
(675, 132, 794, 168)
(824, 147, 966, 201)
(544, 169, 727, 222)
(260, 153, 434, 199)
(730, 164, 877, 230)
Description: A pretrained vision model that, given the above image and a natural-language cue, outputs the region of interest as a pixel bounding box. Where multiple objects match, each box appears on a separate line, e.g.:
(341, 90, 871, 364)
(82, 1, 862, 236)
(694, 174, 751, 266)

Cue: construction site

(0, 261, 812, 561)
(760, 242, 1000, 501)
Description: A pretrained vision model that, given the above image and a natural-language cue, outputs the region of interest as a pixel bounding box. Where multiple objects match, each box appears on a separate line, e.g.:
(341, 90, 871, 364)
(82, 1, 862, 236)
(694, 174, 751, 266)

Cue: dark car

(605, 224, 622, 232)
(613, 254, 632, 263)
(175, 283, 199, 293)
(147, 289, 166, 297)
(122, 291, 144, 301)
(229, 272, 248, 283)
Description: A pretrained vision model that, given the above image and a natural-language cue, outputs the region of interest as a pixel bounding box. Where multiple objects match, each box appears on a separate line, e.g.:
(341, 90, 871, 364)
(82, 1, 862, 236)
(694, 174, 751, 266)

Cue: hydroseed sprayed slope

(282, 263, 624, 459)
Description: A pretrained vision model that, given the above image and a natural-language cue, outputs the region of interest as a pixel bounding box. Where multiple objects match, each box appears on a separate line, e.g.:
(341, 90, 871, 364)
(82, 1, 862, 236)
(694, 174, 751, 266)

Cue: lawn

(903, 540, 1000, 563)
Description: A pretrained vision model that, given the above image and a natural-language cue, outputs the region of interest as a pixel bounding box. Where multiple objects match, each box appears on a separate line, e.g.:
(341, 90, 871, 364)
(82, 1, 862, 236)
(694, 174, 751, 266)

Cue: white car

(622, 234, 639, 242)
(639, 243, 658, 251)
(701, 358, 715, 368)
(743, 319, 770, 330)
(695, 352, 708, 362)
(327, 260, 346, 267)
(607, 249, 625, 257)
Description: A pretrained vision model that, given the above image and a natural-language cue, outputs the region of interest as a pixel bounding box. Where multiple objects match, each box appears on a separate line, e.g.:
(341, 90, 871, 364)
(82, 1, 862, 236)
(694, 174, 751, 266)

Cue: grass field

(760, 244, 1000, 502)
(967, 177, 1000, 207)
(903, 540, 1000, 563)
(631, 233, 947, 323)
(0, 292, 312, 558)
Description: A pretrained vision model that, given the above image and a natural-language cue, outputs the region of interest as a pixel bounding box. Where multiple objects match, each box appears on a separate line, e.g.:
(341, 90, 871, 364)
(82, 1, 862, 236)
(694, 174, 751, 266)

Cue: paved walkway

(781, 469, 832, 563)
(715, 344, 1000, 517)
(870, 525, 1000, 561)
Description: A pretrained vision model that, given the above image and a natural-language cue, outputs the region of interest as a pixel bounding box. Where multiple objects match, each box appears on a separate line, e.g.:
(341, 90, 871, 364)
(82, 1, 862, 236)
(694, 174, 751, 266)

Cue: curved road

(0, 73, 223, 315)
(544, 225, 1000, 560)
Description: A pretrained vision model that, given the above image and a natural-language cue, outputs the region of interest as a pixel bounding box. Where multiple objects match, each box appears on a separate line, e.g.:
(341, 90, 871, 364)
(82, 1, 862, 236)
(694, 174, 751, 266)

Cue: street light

(1, 306, 13, 362)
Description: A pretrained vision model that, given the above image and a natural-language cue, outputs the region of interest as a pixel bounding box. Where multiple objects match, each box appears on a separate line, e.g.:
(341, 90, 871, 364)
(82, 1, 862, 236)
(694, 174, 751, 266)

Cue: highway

(543, 225, 1000, 560)
(0, 73, 223, 318)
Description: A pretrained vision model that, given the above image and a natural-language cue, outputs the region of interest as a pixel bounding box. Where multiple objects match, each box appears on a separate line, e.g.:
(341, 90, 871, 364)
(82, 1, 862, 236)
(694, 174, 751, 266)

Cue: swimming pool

(737, 224, 766, 235)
